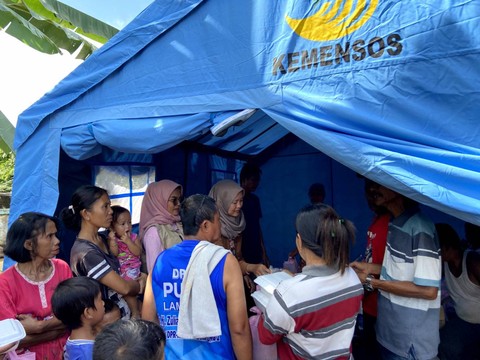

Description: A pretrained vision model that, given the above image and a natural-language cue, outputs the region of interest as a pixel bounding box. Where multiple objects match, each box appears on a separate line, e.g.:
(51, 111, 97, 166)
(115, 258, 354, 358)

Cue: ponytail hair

(295, 204, 355, 274)
(60, 185, 109, 231)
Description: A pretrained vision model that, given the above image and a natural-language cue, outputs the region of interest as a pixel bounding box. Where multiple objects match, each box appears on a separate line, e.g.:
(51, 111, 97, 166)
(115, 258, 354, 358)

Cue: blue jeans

(379, 344, 438, 360)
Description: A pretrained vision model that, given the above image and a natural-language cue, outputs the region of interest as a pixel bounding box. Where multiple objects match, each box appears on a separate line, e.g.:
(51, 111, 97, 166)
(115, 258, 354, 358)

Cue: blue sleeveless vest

(151, 240, 234, 359)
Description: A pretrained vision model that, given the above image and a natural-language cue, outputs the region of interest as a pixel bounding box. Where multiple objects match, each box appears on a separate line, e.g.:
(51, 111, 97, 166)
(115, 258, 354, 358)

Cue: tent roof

(194, 110, 289, 155)
(10, 0, 480, 225)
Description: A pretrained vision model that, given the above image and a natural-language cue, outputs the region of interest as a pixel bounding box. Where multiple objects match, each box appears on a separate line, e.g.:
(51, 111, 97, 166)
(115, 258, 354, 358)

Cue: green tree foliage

(0, 110, 14, 153)
(0, 0, 118, 59)
(1, 1, 121, 192)
(0, 150, 14, 193)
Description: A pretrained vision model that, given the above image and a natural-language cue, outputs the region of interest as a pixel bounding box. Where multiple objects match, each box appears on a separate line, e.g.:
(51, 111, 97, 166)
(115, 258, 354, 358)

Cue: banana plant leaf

(0, 110, 14, 152)
(0, 0, 114, 59)
(0, 2, 59, 54)
(40, 0, 117, 40)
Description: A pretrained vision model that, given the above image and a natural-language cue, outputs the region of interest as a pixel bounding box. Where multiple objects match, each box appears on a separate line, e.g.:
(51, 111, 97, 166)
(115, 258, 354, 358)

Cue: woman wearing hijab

(209, 179, 270, 279)
(139, 180, 184, 273)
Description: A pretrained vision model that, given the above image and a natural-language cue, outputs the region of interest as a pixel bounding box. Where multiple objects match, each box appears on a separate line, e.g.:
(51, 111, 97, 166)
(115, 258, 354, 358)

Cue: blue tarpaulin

(10, 0, 480, 227)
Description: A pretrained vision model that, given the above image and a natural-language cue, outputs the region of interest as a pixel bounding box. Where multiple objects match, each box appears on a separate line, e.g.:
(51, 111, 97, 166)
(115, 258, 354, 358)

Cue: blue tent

(8, 0, 480, 266)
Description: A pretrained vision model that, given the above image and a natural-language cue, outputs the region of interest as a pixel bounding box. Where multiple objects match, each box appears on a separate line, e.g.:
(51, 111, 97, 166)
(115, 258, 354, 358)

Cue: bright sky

(61, 0, 153, 29)
(0, 32, 83, 126)
(0, 0, 153, 126)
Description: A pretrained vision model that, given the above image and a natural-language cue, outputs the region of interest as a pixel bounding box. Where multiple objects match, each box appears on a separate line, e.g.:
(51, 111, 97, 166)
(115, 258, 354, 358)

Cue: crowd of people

(0, 163, 479, 360)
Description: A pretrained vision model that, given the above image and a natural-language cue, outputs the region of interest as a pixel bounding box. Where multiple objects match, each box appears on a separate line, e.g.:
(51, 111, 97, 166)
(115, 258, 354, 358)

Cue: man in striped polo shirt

(351, 185, 441, 360)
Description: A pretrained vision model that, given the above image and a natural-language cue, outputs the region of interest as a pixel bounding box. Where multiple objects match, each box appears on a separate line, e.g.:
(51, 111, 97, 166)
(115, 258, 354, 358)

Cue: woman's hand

(243, 275, 256, 293)
(14, 315, 67, 349)
(17, 314, 43, 334)
(247, 263, 271, 277)
(136, 273, 148, 294)
(108, 230, 119, 256)
(108, 229, 116, 243)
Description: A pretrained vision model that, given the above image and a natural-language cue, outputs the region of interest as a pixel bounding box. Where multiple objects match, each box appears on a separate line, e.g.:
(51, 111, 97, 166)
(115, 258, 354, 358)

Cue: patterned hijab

(209, 179, 246, 240)
(139, 180, 182, 242)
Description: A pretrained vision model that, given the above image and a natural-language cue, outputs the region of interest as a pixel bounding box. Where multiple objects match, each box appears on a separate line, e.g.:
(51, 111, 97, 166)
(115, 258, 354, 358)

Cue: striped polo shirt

(258, 265, 363, 359)
(377, 208, 441, 359)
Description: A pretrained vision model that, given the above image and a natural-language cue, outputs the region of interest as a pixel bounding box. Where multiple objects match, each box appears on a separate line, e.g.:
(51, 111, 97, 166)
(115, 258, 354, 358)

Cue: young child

(52, 277, 105, 360)
(93, 319, 166, 360)
(108, 206, 142, 318)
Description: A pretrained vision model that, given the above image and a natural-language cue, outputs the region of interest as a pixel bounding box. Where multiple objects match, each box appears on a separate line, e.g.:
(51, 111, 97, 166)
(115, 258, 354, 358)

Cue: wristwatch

(363, 274, 375, 292)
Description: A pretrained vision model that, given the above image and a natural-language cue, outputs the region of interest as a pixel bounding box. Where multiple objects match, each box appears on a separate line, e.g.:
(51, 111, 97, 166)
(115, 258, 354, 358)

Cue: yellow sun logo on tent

(286, 0, 378, 42)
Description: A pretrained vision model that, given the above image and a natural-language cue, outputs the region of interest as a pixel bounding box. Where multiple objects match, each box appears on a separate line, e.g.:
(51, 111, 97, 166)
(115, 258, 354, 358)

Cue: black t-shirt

(70, 236, 130, 318)
(241, 192, 264, 264)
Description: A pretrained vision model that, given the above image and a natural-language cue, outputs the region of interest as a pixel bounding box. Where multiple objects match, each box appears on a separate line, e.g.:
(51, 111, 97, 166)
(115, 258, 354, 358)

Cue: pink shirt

(143, 224, 183, 273)
(0, 259, 72, 359)
(143, 226, 165, 273)
(116, 233, 142, 280)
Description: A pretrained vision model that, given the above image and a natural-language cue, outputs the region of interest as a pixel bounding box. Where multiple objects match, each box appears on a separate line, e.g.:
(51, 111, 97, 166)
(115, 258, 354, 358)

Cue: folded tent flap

(210, 109, 257, 137)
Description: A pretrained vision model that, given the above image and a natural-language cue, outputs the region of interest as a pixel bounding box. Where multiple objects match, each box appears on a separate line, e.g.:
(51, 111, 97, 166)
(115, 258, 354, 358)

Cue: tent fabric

(197, 111, 290, 154)
(60, 113, 212, 159)
(10, 0, 480, 225)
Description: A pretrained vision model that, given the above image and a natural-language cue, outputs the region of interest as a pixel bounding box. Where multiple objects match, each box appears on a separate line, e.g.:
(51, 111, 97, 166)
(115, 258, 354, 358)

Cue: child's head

(52, 277, 105, 330)
(111, 206, 132, 238)
(96, 299, 121, 331)
(93, 319, 166, 360)
(295, 204, 355, 273)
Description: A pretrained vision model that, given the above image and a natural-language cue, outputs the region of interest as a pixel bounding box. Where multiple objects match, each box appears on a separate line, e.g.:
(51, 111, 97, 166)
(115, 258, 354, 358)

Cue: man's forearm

(371, 279, 438, 300)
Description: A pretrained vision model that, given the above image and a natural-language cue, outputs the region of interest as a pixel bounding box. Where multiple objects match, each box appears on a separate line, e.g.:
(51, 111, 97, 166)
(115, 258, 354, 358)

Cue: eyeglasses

(168, 196, 183, 205)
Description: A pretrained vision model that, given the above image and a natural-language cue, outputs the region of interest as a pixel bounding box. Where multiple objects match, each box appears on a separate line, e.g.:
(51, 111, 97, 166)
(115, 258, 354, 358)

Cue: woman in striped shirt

(258, 204, 363, 360)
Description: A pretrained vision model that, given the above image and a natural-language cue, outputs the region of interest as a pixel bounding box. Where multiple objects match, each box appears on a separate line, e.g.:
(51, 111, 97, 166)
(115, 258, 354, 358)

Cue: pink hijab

(139, 180, 182, 242)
